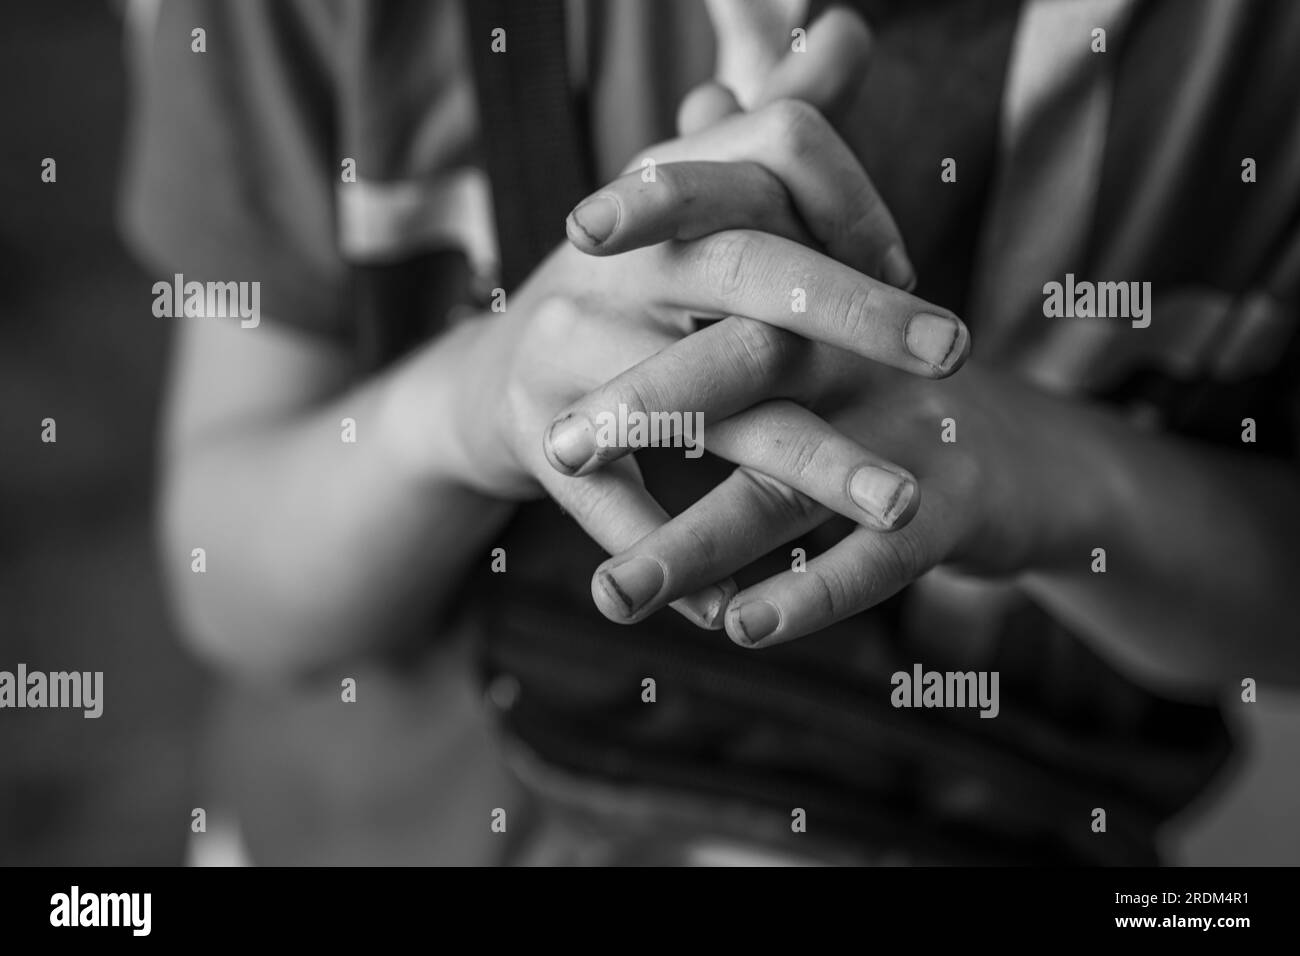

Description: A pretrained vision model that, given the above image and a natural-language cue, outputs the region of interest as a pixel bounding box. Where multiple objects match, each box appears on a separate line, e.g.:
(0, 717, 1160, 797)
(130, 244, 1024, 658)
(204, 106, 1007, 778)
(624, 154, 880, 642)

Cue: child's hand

(460, 110, 967, 598)
(384, 10, 964, 628)
(531, 6, 1050, 642)
(558, 347, 1088, 646)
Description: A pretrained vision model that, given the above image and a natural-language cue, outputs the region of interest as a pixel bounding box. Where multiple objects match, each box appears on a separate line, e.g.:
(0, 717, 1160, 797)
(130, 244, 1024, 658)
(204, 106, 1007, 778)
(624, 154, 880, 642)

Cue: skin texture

(161, 9, 948, 675)
(161, 6, 1300, 700)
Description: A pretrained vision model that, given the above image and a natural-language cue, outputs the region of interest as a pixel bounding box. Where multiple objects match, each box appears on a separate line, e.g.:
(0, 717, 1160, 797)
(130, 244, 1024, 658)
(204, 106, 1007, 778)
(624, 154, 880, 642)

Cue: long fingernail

(547, 414, 596, 473)
(568, 196, 620, 245)
(848, 466, 916, 529)
(596, 556, 665, 617)
(730, 600, 780, 647)
(905, 313, 966, 373)
(881, 244, 916, 291)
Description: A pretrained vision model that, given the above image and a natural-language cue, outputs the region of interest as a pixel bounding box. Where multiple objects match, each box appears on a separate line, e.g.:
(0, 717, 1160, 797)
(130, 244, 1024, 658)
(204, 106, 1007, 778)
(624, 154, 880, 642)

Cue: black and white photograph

(2, 0, 1298, 934)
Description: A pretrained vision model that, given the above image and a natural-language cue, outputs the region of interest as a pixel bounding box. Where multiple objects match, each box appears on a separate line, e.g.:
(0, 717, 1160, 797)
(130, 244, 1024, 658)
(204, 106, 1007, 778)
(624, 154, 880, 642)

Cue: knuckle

(568, 478, 623, 530)
(610, 373, 657, 427)
(737, 466, 821, 526)
(781, 431, 827, 483)
(765, 98, 826, 159)
(832, 192, 880, 251)
(679, 516, 722, 567)
(725, 316, 790, 385)
(831, 282, 878, 342)
(699, 231, 758, 300)
(805, 565, 850, 622)
(876, 532, 928, 588)
(746, 162, 788, 209)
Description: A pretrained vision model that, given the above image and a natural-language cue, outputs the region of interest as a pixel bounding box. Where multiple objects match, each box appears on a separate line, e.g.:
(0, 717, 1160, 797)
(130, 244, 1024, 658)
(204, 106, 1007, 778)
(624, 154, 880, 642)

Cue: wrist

(375, 314, 503, 494)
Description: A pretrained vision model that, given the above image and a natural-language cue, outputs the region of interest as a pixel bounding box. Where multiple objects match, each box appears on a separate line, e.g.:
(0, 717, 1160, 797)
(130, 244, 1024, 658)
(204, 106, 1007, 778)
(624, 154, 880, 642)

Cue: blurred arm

(159, 315, 511, 682)
(1019, 395, 1300, 695)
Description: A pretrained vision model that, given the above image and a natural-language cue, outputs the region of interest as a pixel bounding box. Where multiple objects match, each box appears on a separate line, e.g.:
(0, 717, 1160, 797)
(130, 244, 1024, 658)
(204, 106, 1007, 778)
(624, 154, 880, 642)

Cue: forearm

(1020, 398, 1300, 694)
(161, 319, 514, 680)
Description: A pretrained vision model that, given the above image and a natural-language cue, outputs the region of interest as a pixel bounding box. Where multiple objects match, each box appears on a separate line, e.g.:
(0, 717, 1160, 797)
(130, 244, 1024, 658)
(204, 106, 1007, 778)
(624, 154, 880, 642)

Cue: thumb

(704, 0, 809, 109)
(754, 6, 874, 123)
(676, 81, 742, 136)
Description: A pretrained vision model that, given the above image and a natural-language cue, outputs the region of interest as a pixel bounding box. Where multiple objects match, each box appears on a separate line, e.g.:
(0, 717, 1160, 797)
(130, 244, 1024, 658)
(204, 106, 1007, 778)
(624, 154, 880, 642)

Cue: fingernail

(677, 581, 736, 629)
(849, 466, 915, 529)
(881, 244, 916, 291)
(597, 556, 665, 617)
(568, 196, 620, 245)
(905, 312, 966, 373)
(547, 414, 596, 473)
(731, 600, 781, 647)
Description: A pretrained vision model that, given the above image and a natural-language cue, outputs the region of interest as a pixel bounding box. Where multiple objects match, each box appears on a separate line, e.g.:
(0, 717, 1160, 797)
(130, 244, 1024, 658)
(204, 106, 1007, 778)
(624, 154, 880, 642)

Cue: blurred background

(0, 1, 205, 866)
(0, 0, 1296, 866)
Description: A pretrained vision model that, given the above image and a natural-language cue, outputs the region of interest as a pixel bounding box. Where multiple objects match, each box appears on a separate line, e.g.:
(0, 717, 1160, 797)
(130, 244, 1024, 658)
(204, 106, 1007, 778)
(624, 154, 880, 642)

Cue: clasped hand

(449, 10, 1063, 649)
